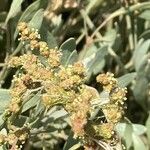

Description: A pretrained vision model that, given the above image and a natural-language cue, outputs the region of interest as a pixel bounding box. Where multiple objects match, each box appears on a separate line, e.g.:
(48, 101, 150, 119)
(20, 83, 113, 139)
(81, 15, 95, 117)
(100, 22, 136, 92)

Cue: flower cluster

(0, 126, 29, 150)
(8, 22, 93, 140)
(95, 72, 127, 140)
(7, 22, 127, 149)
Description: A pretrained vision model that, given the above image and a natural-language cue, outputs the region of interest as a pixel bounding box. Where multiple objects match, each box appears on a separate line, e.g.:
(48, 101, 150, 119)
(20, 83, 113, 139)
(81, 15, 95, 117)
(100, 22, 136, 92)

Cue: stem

(91, 2, 150, 38)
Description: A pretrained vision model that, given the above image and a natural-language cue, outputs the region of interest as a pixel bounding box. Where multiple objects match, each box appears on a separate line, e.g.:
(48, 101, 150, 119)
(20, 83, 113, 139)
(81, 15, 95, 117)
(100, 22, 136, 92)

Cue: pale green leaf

(83, 46, 108, 80)
(132, 124, 147, 135)
(124, 123, 133, 149)
(139, 10, 150, 20)
(0, 89, 10, 114)
(60, 38, 76, 66)
(118, 72, 136, 87)
(21, 93, 41, 113)
(116, 123, 126, 137)
(133, 39, 150, 72)
(132, 133, 147, 150)
(65, 50, 78, 67)
(28, 9, 44, 29)
(146, 113, 150, 144)
(5, 0, 24, 25)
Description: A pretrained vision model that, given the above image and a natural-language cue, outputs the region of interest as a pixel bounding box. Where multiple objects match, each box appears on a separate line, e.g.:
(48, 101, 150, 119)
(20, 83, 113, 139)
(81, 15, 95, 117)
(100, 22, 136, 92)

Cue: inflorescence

(0, 22, 127, 149)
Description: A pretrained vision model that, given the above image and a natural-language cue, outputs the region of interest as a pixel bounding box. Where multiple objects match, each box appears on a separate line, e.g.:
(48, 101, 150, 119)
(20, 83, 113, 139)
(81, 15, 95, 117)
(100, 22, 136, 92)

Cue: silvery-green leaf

(90, 90, 110, 106)
(118, 72, 136, 88)
(132, 133, 147, 150)
(0, 128, 7, 136)
(5, 0, 24, 25)
(139, 10, 150, 20)
(116, 123, 126, 137)
(21, 93, 41, 113)
(133, 39, 150, 72)
(146, 113, 150, 144)
(79, 43, 97, 60)
(132, 124, 147, 135)
(28, 9, 44, 29)
(133, 77, 148, 109)
(103, 28, 117, 46)
(0, 89, 10, 114)
(83, 46, 108, 80)
(60, 38, 76, 66)
(65, 50, 78, 67)
(124, 123, 133, 149)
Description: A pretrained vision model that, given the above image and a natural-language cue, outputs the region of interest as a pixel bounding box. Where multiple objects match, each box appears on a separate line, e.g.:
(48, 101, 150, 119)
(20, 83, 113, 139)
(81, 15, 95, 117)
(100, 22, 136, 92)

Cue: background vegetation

(0, 0, 150, 149)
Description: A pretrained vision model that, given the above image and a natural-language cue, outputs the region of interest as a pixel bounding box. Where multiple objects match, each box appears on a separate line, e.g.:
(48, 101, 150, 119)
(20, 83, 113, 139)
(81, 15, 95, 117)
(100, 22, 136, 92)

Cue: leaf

(118, 72, 136, 88)
(116, 123, 126, 137)
(133, 77, 148, 109)
(21, 93, 41, 113)
(19, 0, 47, 22)
(69, 143, 81, 150)
(83, 46, 108, 80)
(33, 99, 44, 117)
(133, 39, 150, 72)
(146, 113, 150, 144)
(116, 123, 146, 137)
(40, 22, 57, 48)
(103, 28, 117, 46)
(139, 10, 150, 20)
(5, 0, 24, 25)
(132, 133, 147, 150)
(90, 90, 109, 106)
(11, 42, 23, 56)
(63, 132, 79, 150)
(0, 115, 4, 127)
(49, 108, 68, 120)
(79, 43, 97, 60)
(13, 115, 28, 127)
(140, 30, 150, 40)
(65, 50, 78, 67)
(124, 123, 133, 149)
(93, 59, 105, 75)
(0, 128, 7, 136)
(132, 124, 147, 135)
(0, 89, 11, 114)
(60, 38, 76, 66)
(28, 9, 44, 29)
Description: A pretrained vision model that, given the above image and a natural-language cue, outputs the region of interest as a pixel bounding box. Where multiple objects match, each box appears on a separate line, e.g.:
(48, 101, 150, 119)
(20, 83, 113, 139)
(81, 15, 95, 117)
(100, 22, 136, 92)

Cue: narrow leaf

(118, 72, 136, 87)
(133, 39, 150, 72)
(124, 123, 133, 149)
(28, 9, 44, 29)
(146, 113, 150, 144)
(132, 133, 147, 150)
(60, 38, 76, 66)
(5, 0, 24, 25)
(0, 89, 10, 114)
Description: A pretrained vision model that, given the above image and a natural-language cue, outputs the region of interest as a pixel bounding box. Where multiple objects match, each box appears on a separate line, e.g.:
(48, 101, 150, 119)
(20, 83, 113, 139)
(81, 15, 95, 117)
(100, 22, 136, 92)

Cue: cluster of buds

(17, 22, 40, 49)
(17, 22, 62, 68)
(8, 75, 27, 114)
(8, 22, 93, 140)
(7, 22, 127, 149)
(67, 88, 93, 137)
(95, 72, 127, 140)
(0, 126, 29, 150)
